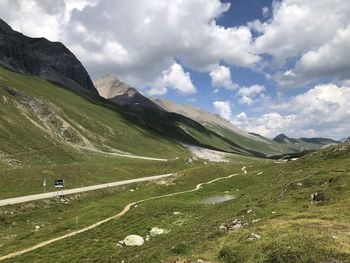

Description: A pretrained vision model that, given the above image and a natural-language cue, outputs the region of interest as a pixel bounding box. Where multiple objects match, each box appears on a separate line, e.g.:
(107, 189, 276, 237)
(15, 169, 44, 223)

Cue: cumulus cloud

(0, 0, 261, 90)
(277, 26, 350, 88)
(232, 84, 350, 138)
(2, 0, 349, 92)
(147, 63, 196, 95)
(213, 101, 232, 120)
(209, 65, 237, 90)
(252, 0, 350, 64)
(237, 85, 265, 105)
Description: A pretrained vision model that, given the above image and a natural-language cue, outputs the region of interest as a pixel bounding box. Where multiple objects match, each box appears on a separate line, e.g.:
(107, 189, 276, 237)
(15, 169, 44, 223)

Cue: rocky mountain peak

(0, 19, 97, 96)
(273, 134, 291, 143)
(94, 74, 137, 99)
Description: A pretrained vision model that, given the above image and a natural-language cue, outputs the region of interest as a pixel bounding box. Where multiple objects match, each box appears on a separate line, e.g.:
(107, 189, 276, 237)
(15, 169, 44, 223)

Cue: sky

(0, 0, 349, 139)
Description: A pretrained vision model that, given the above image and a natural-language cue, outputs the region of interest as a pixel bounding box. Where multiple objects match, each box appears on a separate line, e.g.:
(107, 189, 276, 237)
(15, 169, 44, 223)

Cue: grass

(0, 66, 349, 262)
(0, 143, 349, 262)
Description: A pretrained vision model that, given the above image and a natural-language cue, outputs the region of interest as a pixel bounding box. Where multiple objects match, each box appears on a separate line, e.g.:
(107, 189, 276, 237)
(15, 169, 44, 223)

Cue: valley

(0, 15, 349, 263)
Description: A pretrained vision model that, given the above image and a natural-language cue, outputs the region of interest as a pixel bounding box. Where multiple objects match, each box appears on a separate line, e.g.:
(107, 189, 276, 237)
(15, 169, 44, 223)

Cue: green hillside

(0, 66, 195, 198)
(0, 142, 349, 262)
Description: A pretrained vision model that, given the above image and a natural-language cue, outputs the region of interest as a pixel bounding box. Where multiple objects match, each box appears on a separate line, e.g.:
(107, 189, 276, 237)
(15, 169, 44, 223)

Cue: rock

(173, 212, 182, 215)
(248, 233, 261, 241)
(35, 225, 40, 230)
(122, 235, 144, 246)
(145, 235, 150, 241)
(252, 219, 261, 224)
(150, 227, 167, 236)
(219, 219, 244, 231)
(247, 209, 253, 214)
(0, 19, 97, 96)
(310, 192, 325, 202)
(219, 224, 227, 231)
(232, 223, 242, 230)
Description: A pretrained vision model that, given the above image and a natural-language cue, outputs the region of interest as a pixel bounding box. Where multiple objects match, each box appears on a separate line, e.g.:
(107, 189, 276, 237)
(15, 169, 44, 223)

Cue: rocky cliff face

(0, 19, 97, 95)
(94, 74, 163, 111)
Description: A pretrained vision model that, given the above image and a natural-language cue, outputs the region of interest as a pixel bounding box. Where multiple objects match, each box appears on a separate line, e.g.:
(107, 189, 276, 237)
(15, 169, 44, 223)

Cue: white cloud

(209, 65, 237, 90)
(277, 26, 350, 88)
(0, 0, 260, 88)
(250, 0, 350, 89)
(237, 84, 265, 97)
(237, 85, 265, 105)
(262, 6, 269, 17)
(213, 101, 232, 120)
(232, 84, 350, 138)
(148, 63, 196, 95)
(252, 0, 350, 65)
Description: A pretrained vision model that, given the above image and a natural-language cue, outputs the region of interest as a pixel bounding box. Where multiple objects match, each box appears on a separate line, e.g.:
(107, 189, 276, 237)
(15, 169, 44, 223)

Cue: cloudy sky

(1, 0, 349, 139)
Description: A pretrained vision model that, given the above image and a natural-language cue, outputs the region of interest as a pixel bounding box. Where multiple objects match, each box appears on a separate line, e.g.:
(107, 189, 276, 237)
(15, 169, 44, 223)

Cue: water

(202, 195, 234, 204)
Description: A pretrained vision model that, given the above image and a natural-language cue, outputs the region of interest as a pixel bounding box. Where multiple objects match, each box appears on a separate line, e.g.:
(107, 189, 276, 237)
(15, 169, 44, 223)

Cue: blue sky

(1, 0, 349, 139)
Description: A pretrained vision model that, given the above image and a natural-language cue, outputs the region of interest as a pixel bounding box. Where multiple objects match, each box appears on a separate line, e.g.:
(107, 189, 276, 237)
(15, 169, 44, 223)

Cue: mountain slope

(94, 74, 339, 157)
(0, 19, 97, 96)
(94, 75, 297, 157)
(273, 133, 340, 152)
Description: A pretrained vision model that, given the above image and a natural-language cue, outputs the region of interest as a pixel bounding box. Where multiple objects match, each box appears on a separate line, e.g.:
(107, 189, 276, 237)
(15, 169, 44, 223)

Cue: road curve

(0, 173, 175, 207)
(0, 166, 248, 261)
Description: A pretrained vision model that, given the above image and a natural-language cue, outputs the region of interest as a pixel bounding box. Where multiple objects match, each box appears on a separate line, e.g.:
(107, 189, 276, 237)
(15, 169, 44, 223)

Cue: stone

(248, 233, 261, 241)
(150, 227, 167, 236)
(123, 235, 144, 246)
(219, 224, 227, 231)
(310, 192, 325, 202)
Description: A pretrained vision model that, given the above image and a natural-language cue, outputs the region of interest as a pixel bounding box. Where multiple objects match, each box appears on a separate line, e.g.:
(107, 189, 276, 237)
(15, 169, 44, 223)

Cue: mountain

(151, 98, 255, 139)
(94, 74, 162, 111)
(273, 133, 340, 146)
(0, 19, 338, 166)
(94, 75, 335, 157)
(273, 134, 299, 144)
(0, 19, 97, 96)
(339, 137, 348, 143)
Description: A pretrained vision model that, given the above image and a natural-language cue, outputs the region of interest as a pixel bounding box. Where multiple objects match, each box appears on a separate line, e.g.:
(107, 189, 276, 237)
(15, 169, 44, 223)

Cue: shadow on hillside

(37, 77, 267, 157)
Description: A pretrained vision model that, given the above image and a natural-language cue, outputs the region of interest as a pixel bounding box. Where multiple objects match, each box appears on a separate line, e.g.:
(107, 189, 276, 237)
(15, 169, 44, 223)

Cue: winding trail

(0, 166, 248, 262)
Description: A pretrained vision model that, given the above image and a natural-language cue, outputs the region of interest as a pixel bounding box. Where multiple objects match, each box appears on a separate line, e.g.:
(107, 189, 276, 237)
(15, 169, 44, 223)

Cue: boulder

(310, 192, 325, 202)
(150, 227, 167, 236)
(122, 235, 144, 246)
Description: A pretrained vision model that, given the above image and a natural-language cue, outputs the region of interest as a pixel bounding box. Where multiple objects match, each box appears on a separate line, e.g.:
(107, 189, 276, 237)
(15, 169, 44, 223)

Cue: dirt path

(0, 166, 248, 262)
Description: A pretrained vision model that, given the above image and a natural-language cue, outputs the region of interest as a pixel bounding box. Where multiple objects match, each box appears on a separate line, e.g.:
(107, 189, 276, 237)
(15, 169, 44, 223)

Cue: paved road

(0, 173, 175, 207)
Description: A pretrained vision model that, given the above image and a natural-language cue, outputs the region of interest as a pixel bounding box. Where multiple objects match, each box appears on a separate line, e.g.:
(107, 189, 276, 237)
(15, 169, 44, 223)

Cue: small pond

(202, 195, 234, 204)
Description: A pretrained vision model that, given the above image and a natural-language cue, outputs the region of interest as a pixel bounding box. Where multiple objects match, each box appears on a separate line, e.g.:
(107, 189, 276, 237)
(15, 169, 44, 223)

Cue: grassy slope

(0, 67, 194, 198)
(0, 144, 349, 262)
(0, 66, 186, 161)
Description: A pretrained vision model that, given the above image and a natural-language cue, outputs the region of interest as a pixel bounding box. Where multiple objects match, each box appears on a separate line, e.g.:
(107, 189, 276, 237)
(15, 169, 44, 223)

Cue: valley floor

(0, 146, 350, 262)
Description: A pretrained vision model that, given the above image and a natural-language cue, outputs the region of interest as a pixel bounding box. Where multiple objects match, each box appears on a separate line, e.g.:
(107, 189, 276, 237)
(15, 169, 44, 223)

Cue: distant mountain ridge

(273, 133, 340, 145)
(94, 74, 338, 157)
(0, 19, 97, 95)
